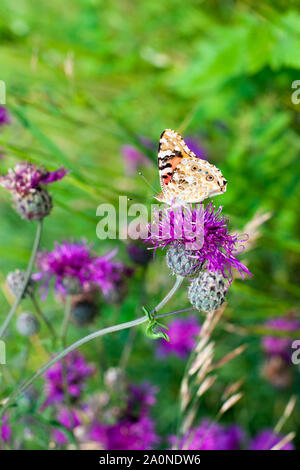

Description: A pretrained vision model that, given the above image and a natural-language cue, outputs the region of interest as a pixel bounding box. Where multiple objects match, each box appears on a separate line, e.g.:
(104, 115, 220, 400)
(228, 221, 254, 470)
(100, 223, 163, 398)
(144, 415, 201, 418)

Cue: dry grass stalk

(196, 375, 217, 397)
(180, 375, 191, 412)
(219, 392, 243, 416)
(181, 407, 198, 435)
(189, 342, 214, 376)
(209, 344, 247, 372)
(222, 378, 245, 400)
(270, 432, 296, 450)
(242, 209, 272, 252)
(274, 395, 297, 434)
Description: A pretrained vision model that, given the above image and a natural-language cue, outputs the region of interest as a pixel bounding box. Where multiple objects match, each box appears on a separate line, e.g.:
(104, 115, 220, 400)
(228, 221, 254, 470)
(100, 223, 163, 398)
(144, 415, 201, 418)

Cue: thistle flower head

(146, 203, 251, 281)
(0, 162, 68, 196)
(172, 419, 243, 450)
(43, 351, 94, 407)
(250, 429, 294, 450)
(34, 240, 132, 297)
(158, 316, 201, 358)
(262, 316, 300, 358)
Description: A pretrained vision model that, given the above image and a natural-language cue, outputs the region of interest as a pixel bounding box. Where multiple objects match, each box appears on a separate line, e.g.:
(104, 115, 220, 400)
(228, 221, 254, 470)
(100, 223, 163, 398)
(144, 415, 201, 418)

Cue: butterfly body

(155, 129, 227, 205)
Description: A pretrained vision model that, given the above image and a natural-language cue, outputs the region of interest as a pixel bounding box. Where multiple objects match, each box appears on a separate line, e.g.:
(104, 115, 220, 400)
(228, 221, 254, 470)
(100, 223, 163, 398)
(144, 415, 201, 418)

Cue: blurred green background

(0, 0, 300, 449)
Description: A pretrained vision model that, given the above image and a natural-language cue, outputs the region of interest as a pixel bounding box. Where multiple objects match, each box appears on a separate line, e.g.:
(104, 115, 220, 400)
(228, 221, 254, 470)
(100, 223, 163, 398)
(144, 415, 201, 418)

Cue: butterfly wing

(158, 129, 196, 191)
(156, 129, 227, 205)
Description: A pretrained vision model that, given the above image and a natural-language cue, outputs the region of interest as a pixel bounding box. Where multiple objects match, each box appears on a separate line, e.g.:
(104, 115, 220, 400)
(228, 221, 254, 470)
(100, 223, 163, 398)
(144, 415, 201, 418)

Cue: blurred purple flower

(185, 137, 206, 159)
(0, 106, 10, 127)
(250, 429, 294, 450)
(88, 383, 158, 450)
(53, 407, 81, 446)
(158, 316, 201, 358)
(1, 414, 11, 443)
(262, 317, 300, 359)
(122, 142, 152, 176)
(172, 419, 243, 450)
(43, 351, 94, 407)
(34, 241, 132, 297)
(146, 203, 251, 282)
(0, 162, 68, 196)
(89, 414, 159, 450)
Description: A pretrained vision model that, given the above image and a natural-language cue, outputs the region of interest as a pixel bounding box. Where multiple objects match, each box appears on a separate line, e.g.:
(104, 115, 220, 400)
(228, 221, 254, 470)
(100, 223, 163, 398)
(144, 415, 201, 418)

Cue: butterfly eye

(206, 175, 214, 181)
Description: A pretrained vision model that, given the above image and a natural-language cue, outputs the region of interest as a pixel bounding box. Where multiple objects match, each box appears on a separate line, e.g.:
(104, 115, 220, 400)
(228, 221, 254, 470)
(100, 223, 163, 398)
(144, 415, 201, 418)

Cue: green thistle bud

(166, 244, 203, 278)
(6, 269, 35, 299)
(188, 271, 226, 312)
(13, 188, 52, 221)
(16, 312, 40, 336)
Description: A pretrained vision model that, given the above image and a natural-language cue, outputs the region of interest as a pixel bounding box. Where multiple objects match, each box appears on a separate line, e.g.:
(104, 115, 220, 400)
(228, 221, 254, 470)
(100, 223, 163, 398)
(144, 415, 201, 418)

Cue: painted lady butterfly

(154, 129, 227, 205)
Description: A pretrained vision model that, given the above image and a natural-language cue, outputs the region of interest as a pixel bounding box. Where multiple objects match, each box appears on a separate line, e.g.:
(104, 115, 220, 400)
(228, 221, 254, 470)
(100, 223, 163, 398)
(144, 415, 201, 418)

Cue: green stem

(31, 294, 57, 342)
(151, 275, 184, 315)
(0, 220, 43, 338)
(0, 277, 185, 417)
(60, 296, 72, 347)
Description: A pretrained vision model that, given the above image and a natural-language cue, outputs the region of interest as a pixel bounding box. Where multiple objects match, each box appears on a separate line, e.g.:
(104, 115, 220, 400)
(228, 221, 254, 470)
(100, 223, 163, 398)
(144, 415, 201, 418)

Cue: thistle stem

(0, 220, 43, 339)
(60, 295, 72, 347)
(31, 294, 57, 342)
(150, 275, 184, 315)
(0, 277, 185, 417)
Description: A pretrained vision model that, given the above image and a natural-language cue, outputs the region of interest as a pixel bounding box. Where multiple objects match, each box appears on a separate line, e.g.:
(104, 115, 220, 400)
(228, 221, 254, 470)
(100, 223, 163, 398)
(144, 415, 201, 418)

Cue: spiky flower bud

(16, 312, 40, 336)
(127, 242, 152, 266)
(188, 271, 226, 312)
(61, 275, 83, 295)
(6, 269, 35, 299)
(13, 188, 52, 221)
(71, 298, 98, 326)
(166, 244, 203, 278)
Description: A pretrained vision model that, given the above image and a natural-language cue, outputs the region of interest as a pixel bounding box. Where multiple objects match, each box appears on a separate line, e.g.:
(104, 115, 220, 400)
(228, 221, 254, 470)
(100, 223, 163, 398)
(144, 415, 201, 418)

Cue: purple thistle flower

(185, 137, 206, 159)
(53, 407, 81, 446)
(43, 351, 94, 407)
(172, 419, 244, 450)
(146, 203, 252, 281)
(0, 162, 68, 196)
(158, 316, 201, 358)
(34, 241, 132, 297)
(250, 429, 294, 450)
(0, 106, 10, 127)
(1, 414, 11, 444)
(262, 316, 300, 359)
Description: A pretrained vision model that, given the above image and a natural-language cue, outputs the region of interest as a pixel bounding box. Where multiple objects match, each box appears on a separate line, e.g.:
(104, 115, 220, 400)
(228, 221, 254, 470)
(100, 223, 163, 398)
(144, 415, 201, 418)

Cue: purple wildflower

(146, 203, 251, 281)
(172, 419, 243, 450)
(53, 407, 81, 446)
(1, 414, 11, 444)
(43, 351, 94, 407)
(88, 383, 159, 450)
(0, 162, 68, 196)
(185, 137, 206, 159)
(122, 141, 152, 175)
(262, 316, 300, 359)
(250, 429, 294, 450)
(89, 414, 158, 450)
(34, 241, 132, 297)
(158, 316, 201, 358)
(0, 106, 10, 127)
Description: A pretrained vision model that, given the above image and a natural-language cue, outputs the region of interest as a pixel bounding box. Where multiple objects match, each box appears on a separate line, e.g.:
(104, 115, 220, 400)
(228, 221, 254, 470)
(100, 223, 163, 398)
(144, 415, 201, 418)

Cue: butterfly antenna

(138, 171, 158, 193)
